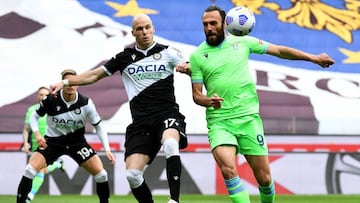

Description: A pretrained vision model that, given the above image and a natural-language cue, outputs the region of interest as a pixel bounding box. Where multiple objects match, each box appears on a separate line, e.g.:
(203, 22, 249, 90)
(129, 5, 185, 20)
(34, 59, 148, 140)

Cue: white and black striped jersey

(34, 90, 102, 137)
(103, 42, 186, 121)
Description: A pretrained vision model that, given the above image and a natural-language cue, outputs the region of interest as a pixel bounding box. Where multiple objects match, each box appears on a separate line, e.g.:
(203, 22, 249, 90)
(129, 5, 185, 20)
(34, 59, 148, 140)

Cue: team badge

(231, 43, 239, 50)
(74, 108, 81, 115)
(153, 53, 162, 60)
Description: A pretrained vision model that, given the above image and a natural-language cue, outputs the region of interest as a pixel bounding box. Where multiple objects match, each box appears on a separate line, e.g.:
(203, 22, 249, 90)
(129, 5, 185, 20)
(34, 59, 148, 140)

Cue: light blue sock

(225, 176, 251, 203)
(259, 179, 275, 203)
(28, 172, 45, 201)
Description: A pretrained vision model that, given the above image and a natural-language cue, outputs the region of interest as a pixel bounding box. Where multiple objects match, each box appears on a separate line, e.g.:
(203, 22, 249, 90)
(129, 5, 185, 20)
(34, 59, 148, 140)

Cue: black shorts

(124, 111, 187, 164)
(36, 134, 97, 165)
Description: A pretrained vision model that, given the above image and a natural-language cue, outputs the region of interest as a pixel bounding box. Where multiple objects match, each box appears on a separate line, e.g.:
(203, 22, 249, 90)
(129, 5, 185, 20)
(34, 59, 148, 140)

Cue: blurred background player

(16, 69, 115, 203)
(21, 86, 65, 202)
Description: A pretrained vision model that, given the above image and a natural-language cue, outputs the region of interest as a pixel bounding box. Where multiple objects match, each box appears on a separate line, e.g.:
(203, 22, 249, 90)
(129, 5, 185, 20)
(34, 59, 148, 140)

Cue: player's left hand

(315, 53, 335, 68)
(210, 93, 223, 109)
(105, 151, 115, 165)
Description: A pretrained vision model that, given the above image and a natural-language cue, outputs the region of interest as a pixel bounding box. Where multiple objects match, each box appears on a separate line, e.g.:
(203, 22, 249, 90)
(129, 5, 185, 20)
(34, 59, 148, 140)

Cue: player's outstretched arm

(49, 67, 107, 95)
(311, 53, 335, 68)
(266, 44, 335, 68)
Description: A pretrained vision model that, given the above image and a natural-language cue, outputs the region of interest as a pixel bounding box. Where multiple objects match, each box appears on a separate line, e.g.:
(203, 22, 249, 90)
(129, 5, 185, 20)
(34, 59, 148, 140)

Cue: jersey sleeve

(167, 46, 186, 66)
(103, 51, 129, 75)
(103, 56, 119, 76)
(86, 98, 102, 125)
(245, 36, 269, 54)
(36, 96, 49, 117)
(189, 51, 204, 83)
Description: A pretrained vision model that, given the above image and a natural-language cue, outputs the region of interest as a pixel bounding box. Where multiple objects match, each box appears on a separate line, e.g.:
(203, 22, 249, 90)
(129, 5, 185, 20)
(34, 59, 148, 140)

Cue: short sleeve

(245, 35, 269, 54)
(189, 51, 203, 84)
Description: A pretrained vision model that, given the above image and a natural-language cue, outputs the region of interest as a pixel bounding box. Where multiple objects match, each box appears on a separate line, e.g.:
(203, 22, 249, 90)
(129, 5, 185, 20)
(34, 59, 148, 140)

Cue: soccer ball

(225, 6, 256, 36)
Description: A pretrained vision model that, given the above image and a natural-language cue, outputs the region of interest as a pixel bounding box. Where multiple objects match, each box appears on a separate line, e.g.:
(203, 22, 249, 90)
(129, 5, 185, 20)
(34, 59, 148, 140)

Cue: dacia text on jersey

(128, 64, 166, 80)
(52, 117, 85, 129)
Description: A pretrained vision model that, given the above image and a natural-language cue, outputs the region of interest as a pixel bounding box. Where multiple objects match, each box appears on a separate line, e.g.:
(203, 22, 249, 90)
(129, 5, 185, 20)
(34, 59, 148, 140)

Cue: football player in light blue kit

(190, 5, 335, 203)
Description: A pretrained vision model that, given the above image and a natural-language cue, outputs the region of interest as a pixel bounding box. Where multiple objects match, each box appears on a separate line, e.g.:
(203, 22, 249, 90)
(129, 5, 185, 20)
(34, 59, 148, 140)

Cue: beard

(206, 29, 225, 46)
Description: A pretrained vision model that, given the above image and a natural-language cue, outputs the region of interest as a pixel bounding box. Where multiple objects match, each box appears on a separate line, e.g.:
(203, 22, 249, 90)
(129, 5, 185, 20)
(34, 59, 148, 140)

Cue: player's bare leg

(245, 155, 275, 203)
(212, 145, 251, 203)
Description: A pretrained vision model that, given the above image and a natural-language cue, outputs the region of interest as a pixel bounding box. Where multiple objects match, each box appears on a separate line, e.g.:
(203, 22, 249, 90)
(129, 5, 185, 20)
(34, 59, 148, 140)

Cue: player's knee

(94, 169, 108, 183)
(257, 173, 272, 186)
(163, 138, 179, 159)
(24, 164, 38, 179)
(126, 169, 144, 188)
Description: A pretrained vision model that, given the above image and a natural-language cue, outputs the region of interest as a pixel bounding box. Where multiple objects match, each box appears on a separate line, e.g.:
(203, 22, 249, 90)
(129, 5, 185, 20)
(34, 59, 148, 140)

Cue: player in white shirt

(16, 69, 115, 203)
(49, 14, 190, 203)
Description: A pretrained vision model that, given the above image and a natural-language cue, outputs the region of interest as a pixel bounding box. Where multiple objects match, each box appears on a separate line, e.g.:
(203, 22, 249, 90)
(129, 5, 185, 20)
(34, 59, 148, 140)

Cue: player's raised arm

(49, 67, 107, 95)
(266, 43, 335, 68)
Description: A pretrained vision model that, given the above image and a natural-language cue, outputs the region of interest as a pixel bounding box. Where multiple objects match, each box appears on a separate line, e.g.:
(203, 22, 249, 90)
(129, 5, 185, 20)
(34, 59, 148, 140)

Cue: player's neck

(62, 93, 76, 102)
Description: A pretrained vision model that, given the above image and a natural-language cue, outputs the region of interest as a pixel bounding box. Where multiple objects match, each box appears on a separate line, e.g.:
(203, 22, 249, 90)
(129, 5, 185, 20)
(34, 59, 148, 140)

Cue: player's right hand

(210, 93, 223, 109)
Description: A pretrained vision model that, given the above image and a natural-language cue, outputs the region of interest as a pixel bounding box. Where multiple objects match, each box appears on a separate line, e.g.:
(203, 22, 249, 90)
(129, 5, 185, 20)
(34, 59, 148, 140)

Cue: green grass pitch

(2, 194, 360, 203)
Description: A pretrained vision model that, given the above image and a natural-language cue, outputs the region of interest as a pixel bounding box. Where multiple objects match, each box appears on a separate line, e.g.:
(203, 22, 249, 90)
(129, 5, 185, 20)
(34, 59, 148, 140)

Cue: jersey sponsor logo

(127, 64, 166, 80)
(52, 117, 85, 129)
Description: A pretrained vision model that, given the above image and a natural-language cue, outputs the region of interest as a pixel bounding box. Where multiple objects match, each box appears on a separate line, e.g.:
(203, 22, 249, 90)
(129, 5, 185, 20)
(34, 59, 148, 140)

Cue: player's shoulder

(191, 41, 208, 54)
(41, 93, 56, 105)
(77, 92, 90, 104)
(151, 42, 169, 54)
(118, 46, 136, 57)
